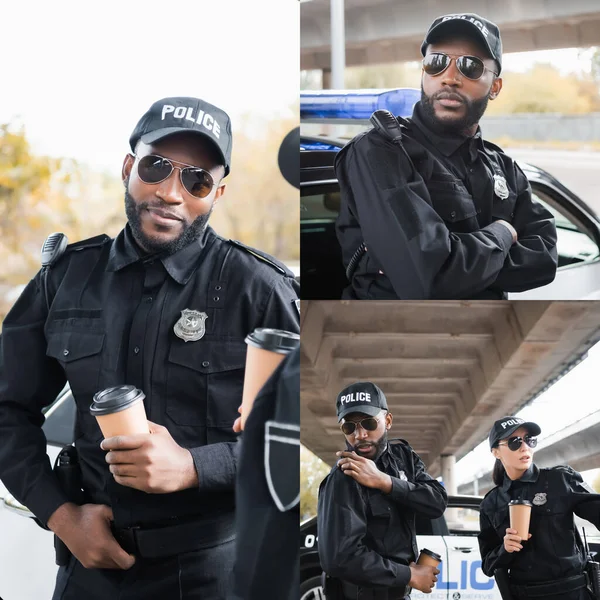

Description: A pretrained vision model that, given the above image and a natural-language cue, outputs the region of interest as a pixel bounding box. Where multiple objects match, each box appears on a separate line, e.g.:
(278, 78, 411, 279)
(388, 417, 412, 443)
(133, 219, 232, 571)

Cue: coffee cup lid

(245, 328, 300, 354)
(420, 548, 442, 561)
(508, 499, 533, 507)
(90, 385, 145, 416)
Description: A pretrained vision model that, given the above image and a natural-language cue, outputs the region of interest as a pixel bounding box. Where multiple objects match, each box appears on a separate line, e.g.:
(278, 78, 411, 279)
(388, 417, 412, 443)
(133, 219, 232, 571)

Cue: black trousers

(51, 538, 234, 600)
(511, 586, 593, 600)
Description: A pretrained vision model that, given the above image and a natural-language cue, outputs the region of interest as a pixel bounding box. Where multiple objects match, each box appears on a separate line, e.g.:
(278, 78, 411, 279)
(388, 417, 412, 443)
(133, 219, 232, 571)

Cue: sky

(0, 0, 299, 171)
(456, 340, 600, 487)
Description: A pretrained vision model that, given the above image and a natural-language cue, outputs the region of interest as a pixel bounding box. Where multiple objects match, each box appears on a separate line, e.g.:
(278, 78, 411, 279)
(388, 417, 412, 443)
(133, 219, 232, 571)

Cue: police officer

(231, 347, 300, 600)
(231, 130, 301, 600)
(335, 13, 558, 300)
(479, 416, 600, 599)
(0, 96, 299, 599)
(317, 382, 448, 599)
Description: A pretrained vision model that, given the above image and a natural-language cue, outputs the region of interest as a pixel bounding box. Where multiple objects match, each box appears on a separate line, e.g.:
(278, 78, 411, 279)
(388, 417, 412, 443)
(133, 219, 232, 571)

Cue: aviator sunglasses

(497, 434, 538, 452)
(340, 415, 383, 436)
(423, 52, 498, 81)
(133, 154, 217, 199)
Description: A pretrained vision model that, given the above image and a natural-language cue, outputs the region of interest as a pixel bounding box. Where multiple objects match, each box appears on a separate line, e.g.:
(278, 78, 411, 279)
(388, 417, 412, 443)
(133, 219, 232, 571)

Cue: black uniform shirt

(335, 101, 558, 300)
(0, 225, 299, 529)
(478, 464, 600, 584)
(232, 348, 300, 600)
(317, 439, 448, 590)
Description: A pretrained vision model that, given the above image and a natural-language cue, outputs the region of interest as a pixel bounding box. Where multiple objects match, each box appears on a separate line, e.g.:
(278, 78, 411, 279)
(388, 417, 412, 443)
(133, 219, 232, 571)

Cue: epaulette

(228, 239, 293, 277)
(550, 465, 577, 476)
(482, 486, 498, 501)
(65, 234, 112, 254)
(389, 438, 410, 446)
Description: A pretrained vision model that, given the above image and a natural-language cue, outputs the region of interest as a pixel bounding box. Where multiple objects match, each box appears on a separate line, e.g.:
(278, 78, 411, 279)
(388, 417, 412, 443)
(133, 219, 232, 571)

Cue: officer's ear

(385, 411, 393, 430)
(122, 154, 135, 184)
(491, 447, 500, 460)
(489, 76, 502, 101)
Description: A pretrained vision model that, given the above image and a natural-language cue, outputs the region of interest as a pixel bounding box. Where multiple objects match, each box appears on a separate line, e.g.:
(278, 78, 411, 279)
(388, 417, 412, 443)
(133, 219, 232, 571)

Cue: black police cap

(129, 96, 233, 176)
(489, 416, 542, 449)
(336, 381, 388, 422)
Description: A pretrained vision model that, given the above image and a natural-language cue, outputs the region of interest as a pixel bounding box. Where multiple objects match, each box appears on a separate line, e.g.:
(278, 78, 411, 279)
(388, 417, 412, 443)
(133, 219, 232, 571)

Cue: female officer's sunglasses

(422, 53, 498, 81)
(497, 434, 538, 451)
(340, 416, 382, 436)
(133, 154, 217, 199)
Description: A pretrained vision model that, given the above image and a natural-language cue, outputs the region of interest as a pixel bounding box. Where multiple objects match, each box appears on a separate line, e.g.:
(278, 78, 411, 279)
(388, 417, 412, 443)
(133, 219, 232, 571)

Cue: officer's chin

(354, 444, 376, 458)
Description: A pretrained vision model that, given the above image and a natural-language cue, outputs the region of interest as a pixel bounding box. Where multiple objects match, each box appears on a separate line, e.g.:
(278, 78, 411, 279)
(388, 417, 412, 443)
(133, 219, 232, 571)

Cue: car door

(411, 502, 501, 600)
(509, 182, 600, 300)
(0, 386, 74, 600)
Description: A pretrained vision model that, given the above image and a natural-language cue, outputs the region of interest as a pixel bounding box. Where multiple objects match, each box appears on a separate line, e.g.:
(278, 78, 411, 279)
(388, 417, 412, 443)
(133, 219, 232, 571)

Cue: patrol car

(300, 89, 600, 300)
(299, 494, 600, 600)
(0, 387, 72, 599)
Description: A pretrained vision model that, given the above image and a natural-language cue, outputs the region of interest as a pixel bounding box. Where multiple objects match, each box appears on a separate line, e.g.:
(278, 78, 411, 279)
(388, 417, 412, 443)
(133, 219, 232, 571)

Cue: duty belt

(341, 581, 408, 600)
(510, 573, 587, 598)
(112, 515, 236, 559)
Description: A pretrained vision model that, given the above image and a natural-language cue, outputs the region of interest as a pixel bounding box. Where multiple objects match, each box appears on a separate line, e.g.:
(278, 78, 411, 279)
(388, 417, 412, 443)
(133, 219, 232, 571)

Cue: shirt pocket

(427, 178, 478, 230)
(46, 326, 105, 443)
(491, 190, 518, 223)
(165, 338, 247, 444)
(367, 493, 392, 552)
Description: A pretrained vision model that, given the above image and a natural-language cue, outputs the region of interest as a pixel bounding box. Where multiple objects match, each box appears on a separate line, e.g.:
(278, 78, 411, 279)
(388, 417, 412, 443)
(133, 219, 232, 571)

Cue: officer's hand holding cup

(409, 562, 440, 593)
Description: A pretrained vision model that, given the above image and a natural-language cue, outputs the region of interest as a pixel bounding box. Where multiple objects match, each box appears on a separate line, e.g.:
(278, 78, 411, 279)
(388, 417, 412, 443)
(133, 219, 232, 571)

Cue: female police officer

(478, 416, 600, 599)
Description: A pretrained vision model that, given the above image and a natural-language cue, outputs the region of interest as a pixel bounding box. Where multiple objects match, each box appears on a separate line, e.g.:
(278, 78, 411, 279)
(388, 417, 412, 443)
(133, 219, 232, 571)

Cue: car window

(530, 185, 600, 264)
(41, 388, 75, 447)
(301, 186, 340, 221)
(446, 506, 481, 536)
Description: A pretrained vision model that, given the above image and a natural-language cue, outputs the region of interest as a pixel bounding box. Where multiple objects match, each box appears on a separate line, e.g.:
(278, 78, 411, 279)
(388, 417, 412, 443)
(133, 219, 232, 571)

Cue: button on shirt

(335, 101, 558, 300)
(0, 225, 299, 530)
(317, 440, 448, 590)
(478, 464, 600, 584)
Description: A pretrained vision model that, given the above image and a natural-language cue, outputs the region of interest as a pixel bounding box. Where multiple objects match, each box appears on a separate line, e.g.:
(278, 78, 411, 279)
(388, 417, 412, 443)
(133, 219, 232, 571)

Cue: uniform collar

(106, 224, 216, 284)
(502, 463, 539, 491)
(411, 101, 482, 158)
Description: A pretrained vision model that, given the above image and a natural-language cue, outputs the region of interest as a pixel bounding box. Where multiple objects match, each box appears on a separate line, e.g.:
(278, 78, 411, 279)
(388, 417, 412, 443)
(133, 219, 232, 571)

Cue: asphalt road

(505, 148, 600, 214)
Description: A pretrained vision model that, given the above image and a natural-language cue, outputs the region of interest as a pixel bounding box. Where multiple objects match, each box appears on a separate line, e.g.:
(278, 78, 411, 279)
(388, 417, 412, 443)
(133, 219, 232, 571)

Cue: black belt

(112, 516, 236, 559)
(510, 573, 587, 598)
(341, 581, 408, 600)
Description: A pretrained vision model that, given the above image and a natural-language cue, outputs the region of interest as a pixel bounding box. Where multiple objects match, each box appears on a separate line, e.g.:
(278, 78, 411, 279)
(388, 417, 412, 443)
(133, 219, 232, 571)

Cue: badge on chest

(493, 174, 509, 200)
(174, 309, 208, 342)
(532, 492, 547, 506)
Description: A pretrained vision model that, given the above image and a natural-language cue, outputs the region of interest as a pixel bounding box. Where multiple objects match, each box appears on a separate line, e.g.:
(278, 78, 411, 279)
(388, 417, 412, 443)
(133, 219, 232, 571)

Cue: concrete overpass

(458, 409, 600, 495)
(301, 0, 600, 72)
(300, 300, 600, 491)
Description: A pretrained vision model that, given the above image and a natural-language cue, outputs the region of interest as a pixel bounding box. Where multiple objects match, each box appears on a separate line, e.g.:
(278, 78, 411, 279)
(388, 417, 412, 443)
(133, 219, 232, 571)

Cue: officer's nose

(155, 168, 185, 205)
(441, 58, 462, 87)
(354, 424, 369, 441)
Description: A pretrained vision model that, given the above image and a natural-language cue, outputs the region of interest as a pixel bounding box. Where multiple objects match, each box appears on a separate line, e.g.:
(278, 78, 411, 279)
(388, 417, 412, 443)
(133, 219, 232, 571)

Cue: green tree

(301, 445, 331, 521)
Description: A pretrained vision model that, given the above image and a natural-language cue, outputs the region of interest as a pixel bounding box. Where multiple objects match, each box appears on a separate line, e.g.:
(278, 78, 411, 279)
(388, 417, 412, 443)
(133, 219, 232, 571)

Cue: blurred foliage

(0, 110, 298, 321)
(300, 444, 331, 522)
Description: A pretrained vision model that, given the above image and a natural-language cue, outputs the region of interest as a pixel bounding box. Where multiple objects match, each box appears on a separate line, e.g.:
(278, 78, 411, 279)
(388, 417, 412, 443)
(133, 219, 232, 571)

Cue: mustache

(435, 90, 468, 103)
(139, 202, 184, 221)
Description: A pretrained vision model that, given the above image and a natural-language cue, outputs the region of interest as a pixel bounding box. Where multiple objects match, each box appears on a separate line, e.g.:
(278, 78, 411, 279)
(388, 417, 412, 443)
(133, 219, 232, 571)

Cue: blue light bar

(300, 141, 341, 152)
(300, 88, 420, 121)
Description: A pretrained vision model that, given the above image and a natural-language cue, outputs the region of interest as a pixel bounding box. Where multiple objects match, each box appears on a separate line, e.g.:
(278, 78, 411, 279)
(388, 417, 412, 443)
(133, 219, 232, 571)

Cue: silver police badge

(532, 493, 547, 506)
(493, 174, 510, 200)
(174, 310, 207, 342)
(399, 470, 408, 482)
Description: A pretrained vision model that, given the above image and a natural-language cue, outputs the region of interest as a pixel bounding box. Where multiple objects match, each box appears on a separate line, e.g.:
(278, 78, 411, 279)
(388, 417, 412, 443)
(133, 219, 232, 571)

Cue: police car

(300, 494, 600, 600)
(0, 387, 73, 599)
(300, 89, 600, 300)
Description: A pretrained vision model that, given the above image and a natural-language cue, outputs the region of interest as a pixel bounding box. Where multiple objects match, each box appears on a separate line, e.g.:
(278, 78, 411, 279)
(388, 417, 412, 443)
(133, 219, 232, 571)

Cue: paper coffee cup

(509, 499, 532, 540)
(240, 328, 300, 428)
(90, 385, 149, 438)
(417, 548, 442, 568)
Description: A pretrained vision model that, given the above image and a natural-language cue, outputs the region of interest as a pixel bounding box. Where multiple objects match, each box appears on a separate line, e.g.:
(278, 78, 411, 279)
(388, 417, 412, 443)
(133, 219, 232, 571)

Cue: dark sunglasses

(423, 52, 498, 81)
(340, 416, 382, 436)
(498, 435, 538, 452)
(134, 154, 216, 199)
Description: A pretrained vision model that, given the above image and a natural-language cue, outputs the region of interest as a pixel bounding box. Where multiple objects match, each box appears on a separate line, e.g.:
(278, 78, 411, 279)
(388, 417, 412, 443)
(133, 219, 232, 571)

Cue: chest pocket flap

(427, 178, 478, 223)
(46, 331, 105, 363)
(168, 337, 247, 373)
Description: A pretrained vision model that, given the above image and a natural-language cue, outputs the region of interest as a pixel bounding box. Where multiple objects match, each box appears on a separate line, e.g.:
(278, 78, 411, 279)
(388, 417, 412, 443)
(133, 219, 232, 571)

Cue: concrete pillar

(322, 68, 332, 90)
(441, 454, 457, 495)
(330, 0, 345, 89)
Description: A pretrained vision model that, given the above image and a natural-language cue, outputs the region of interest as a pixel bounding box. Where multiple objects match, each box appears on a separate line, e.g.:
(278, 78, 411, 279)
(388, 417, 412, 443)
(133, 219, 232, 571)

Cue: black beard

(349, 430, 389, 461)
(420, 85, 490, 136)
(124, 188, 212, 256)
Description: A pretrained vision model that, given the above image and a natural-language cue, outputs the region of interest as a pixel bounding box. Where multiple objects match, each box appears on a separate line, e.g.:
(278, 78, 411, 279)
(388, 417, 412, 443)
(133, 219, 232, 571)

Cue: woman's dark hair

(492, 457, 506, 486)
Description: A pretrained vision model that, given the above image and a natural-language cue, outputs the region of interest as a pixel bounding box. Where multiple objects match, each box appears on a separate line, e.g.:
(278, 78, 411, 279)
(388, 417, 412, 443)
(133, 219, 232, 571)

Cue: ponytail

(492, 458, 505, 486)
